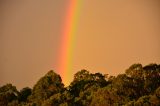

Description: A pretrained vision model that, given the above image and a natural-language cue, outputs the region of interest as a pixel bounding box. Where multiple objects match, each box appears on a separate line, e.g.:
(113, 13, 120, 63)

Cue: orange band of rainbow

(58, 0, 83, 86)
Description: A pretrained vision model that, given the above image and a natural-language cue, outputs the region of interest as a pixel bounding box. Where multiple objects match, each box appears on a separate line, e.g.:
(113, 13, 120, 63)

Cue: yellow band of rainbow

(58, 0, 83, 86)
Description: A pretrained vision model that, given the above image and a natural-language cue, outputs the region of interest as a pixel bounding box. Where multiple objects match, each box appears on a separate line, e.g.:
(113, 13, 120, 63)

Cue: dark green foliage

(125, 87, 160, 106)
(69, 69, 108, 105)
(91, 86, 129, 106)
(28, 70, 64, 105)
(0, 84, 19, 106)
(113, 74, 144, 99)
(1, 63, 160, 106)
(143, 64, 160, 94)
(18, 87, 32, 102)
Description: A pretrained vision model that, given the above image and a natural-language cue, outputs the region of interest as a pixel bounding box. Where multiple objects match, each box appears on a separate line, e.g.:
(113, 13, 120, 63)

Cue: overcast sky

(1, 0, 160, 89)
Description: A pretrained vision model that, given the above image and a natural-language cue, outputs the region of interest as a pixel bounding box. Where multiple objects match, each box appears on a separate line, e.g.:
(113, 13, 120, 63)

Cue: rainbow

(58, 0, 83, 86)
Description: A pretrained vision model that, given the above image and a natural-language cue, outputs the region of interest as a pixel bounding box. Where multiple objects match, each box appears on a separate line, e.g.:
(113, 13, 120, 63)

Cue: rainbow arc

(58, 0, 83, 86)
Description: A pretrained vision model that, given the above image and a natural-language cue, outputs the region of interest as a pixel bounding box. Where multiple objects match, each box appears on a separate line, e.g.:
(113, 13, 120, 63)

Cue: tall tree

(0, 84, 19, 106)
(28, 70, 64, 105)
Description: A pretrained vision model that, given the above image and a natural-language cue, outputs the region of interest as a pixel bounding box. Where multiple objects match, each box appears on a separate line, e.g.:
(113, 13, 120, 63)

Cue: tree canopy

(0, 63, 160, 106)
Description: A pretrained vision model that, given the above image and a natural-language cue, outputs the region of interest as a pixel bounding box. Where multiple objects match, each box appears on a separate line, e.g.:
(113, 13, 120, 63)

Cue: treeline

(0, 63, 160, 106)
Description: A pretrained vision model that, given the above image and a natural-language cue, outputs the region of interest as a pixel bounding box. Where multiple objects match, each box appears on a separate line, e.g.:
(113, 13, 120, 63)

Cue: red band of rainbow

(58, 0, 83, 86)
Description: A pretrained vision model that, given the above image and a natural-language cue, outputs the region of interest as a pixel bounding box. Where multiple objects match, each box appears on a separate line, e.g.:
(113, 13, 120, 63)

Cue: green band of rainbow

(58, 0, 83, 86)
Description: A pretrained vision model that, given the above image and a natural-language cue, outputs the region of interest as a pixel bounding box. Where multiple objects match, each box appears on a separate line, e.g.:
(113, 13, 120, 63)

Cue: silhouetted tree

(1, 63, 160, 106)
(18, 87, 32, 102)
(0, 84, 19, 106)
(28, 70, 64, 105)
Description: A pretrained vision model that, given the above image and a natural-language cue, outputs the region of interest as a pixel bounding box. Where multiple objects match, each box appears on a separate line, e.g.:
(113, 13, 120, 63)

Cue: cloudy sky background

(1, 0, 160, 89)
